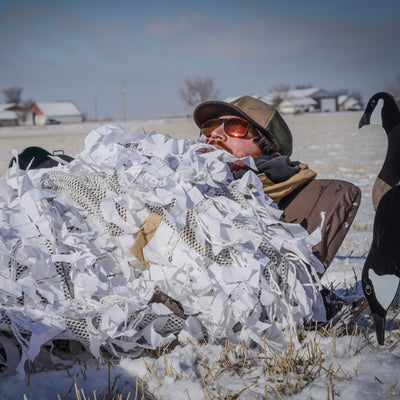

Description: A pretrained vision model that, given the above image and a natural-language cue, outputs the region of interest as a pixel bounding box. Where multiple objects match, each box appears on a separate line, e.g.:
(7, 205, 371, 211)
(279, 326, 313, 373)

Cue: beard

(202, 139, 232, 154)
(202, 140, 246, 173)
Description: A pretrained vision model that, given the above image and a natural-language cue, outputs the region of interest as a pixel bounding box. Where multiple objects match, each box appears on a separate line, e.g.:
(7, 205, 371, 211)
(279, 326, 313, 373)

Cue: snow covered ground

(0, 112, 399, 399)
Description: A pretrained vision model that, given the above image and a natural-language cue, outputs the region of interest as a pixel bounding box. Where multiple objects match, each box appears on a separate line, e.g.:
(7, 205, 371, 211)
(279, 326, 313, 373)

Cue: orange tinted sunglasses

(200, 118, 255, 138)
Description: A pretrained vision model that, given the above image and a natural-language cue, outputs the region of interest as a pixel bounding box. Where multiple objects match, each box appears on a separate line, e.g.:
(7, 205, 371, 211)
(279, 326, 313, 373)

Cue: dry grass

(18, 315, 400, 400)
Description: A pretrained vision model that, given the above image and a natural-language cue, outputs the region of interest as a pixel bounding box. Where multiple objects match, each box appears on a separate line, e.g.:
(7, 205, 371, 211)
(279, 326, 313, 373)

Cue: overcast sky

(1, 0, 399, 120)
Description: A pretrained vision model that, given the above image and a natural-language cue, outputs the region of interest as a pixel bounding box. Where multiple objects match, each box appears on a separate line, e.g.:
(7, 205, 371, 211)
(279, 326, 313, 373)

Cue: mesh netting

(0, 125, 325, 375)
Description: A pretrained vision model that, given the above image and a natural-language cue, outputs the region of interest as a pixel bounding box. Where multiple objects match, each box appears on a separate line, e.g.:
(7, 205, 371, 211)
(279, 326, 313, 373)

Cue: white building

(338, 95, 363, 111)
(223, 88, 363, 114)
(31, 101, 84, 125)
(262, 88, 320, 114)
(278, 97, 318, 114)
(310, 89, 340, 112)
(0, 103, 22, 126)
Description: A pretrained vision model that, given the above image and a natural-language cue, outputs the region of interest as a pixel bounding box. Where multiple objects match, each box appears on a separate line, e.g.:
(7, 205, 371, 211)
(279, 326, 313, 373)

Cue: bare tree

(386, 74, 400, 98)
(268, 83, 290, 107)
(17, 99, 35, 124)
(179, 77, 218, 107)
(3, 86, 23, 104)
(2, 87, 35, 124)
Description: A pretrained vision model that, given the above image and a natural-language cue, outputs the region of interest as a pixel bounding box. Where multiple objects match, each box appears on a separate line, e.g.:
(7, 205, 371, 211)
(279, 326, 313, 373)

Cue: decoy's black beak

(372, 312, 386, 345)
(358, 111, 371, 129)
(358, 95, 378, 129)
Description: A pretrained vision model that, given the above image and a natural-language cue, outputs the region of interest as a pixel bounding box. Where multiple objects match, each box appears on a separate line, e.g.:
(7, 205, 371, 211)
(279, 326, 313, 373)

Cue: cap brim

(194, 101, 248, 127)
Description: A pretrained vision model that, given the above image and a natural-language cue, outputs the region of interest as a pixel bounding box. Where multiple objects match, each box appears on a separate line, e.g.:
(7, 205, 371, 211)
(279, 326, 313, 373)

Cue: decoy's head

(359, 92, 385, 129)
(362, 258, 400, 345)
(362, 263, 386, 345)
(359, 91, 400, 134)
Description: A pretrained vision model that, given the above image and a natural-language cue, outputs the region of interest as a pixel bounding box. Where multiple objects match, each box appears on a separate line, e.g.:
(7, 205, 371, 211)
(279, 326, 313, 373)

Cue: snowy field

(0, 112, 399, 399)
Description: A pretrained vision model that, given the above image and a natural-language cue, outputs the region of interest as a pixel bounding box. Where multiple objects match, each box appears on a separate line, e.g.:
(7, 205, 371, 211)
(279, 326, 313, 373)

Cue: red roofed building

(31, 101, 84, 125)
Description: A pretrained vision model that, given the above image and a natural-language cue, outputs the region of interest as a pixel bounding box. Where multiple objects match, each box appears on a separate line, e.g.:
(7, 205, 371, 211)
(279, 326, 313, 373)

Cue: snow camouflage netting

(0, 125, 326, 374)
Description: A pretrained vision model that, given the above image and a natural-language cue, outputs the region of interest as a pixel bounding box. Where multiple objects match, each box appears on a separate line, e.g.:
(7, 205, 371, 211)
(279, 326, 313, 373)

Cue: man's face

(203, 115, 264, 158)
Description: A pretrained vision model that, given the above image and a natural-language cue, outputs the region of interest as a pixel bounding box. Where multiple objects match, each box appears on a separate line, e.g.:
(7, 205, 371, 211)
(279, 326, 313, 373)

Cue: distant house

(338, 95, 363, 111)
(310, 89, 342, 112)
(0, 103, 26, 126)
(262, 88, 320, 114)
(224, 88, 363, 114)
(282, 87, 321, 100)
(31, 101, 83, 125)
(278, 97, 318, 114)
(0, 110, 18, 126)
(0, 105, 18, 127)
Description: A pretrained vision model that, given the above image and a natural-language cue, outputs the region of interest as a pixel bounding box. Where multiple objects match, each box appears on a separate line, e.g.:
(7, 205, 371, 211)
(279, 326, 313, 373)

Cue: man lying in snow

(193, 95, 314, 201)
(0, 96, 353, 374)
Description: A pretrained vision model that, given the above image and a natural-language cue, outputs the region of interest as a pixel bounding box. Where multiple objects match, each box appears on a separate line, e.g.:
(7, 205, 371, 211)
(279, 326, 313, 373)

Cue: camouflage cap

(193, 95, 293, 156)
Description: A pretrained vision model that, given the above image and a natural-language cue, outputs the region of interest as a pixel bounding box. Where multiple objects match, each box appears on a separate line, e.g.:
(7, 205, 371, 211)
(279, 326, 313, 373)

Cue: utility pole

(121, 82, 126, 120)
(94, 98, 98, 121)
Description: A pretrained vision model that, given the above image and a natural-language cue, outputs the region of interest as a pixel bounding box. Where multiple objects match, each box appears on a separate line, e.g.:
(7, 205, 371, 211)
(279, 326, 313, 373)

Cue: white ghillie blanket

(0, 125, 326, 374)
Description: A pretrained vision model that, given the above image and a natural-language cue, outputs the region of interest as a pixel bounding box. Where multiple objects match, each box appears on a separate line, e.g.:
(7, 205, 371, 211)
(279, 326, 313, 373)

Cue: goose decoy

(362, 185, 400, 345)
(8, 146, 74, 170)
(8, 146, 52, 170)
(359, 92, 400, 209)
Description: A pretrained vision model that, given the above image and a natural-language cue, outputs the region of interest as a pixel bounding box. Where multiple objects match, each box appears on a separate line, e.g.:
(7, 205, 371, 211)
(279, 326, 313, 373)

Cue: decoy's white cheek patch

(370, 98, 384, 126)
(369, 269, 400, 310)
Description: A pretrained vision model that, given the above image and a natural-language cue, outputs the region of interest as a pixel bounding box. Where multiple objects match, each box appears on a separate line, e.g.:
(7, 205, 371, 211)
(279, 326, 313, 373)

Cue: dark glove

(254, 155, 300, 183)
